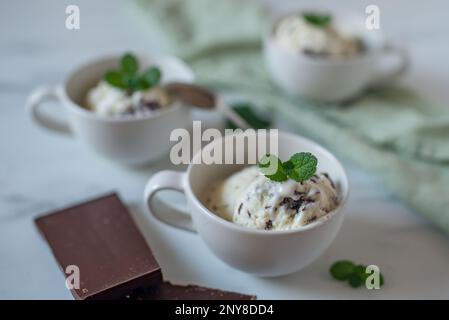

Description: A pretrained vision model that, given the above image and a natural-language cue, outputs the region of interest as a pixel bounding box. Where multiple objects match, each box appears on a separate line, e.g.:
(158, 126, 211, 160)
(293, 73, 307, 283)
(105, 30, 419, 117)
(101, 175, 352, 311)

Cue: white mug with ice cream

(144, 131, 350, 276)
(26, 53, 194, 165)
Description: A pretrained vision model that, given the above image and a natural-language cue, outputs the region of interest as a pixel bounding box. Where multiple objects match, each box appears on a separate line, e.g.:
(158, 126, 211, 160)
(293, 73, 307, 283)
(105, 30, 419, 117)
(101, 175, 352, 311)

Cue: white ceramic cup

(264, 12, 409, 102)
(26, 54, 194, 165)
(144, 131, 350, 276)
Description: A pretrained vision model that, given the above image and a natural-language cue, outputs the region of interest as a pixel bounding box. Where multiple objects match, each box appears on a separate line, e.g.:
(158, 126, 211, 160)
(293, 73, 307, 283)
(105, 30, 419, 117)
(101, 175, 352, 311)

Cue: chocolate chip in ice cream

(265, 220, 273, 230)
(141, 100, 161, 111)
(238, 203, 243, 214)
(323, 172, 336, 188)
(280, 196, 304, 213)
(303, 49, 329, 58)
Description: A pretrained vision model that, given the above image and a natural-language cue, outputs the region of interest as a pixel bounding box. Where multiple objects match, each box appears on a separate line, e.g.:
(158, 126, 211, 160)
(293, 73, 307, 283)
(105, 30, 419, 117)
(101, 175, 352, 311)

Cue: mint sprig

(285, 152, 318, 182)
(104, 53, 162, 92)
(142, 66, 161, 88)
(303, 13, 332, 28)
(258, 152, 318, 183)
(330, 260, 355, 281)
(104, 71, 126, 89)
(330, 260, 385, 288)
(259, 154, 288, 182)
(121, 53, 139, 75)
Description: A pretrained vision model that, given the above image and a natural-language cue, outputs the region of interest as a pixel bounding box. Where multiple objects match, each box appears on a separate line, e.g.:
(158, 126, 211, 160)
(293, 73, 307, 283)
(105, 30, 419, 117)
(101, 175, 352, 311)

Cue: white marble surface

(1, 0, 449, 299)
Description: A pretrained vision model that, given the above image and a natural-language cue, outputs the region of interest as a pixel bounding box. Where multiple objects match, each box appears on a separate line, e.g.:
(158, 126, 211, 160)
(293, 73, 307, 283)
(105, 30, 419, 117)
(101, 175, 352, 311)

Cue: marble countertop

(1, 0, 448, 299)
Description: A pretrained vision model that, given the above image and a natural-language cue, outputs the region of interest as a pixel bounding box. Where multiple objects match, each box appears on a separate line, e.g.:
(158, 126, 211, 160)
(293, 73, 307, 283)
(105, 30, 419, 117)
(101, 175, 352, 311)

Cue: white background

(0, 0, 448, 299)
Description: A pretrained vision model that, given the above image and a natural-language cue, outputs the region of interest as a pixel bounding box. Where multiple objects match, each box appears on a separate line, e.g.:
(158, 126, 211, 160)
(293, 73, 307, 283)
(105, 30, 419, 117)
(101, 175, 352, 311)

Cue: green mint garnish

(348, 272, 364, 288)
(348, 265, 368, 288)
(330, 260, 355, 281)
(121, 53, 138, 75)
(124, 74, 140, 90)
(104, 52, 162, 92)
(258, 152, 318, 183)
(286, 152, 318, 182)
(259, 154, 288, 182)
(303, 13, 332, 28)
(142, 66, 162, 88)
(225, 103, 272, 130)
(104, 71, 126, 89)
(330, 260, 385, 288)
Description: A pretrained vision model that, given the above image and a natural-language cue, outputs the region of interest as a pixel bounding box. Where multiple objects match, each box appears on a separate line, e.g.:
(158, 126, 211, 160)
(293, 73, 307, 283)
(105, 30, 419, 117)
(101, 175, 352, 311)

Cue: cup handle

(370, 43, 409, 88)
(26, 85, 72, 135)
(143, 170, 196, 232)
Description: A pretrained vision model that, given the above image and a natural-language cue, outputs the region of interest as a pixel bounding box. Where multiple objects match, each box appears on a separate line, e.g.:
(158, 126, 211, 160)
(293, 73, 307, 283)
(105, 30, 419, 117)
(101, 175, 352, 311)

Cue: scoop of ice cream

(204, 166, 339, 231)
(275, 14, 363, 58)
(233, 171, 338, 230)
(204, 167, 260, 221)
(86, 81, 171, 116)
(86, 81, 131, 115)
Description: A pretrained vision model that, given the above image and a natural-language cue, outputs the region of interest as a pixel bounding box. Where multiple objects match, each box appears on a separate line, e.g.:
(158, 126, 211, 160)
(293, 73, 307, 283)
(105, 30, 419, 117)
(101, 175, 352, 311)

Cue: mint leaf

(303, 13, 332, 27)
(104, 71, 125, 89)
(330, 260, 355, 281)
(142, 66, 161, 88)
(123, 74, 141, 91)
(287, 152, 318, 182)
(121, 53, 138, 75)
(282, 159, 300, 181)
(258, 154, 288, 182)
(137, 77, 151, 90)
(330, 261, 385, 288)
(348, 273, 363, 288)
(104, 53, 163, 93)
(353, 265, 369, 283)
(259, 152, 318, 183)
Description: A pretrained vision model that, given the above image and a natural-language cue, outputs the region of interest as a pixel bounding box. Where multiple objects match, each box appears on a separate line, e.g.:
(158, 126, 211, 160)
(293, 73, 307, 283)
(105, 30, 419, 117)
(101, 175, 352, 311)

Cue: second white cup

(26, 53, 194, 165)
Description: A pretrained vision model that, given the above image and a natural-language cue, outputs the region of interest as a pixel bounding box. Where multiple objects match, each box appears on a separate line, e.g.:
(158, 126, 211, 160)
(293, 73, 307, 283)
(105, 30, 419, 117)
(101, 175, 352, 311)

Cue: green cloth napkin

(135, 0, 449, 234)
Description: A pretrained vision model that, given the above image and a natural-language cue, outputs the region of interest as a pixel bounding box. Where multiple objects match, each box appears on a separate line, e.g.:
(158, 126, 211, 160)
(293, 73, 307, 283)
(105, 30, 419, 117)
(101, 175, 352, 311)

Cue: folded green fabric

(135, 0, 449, 233)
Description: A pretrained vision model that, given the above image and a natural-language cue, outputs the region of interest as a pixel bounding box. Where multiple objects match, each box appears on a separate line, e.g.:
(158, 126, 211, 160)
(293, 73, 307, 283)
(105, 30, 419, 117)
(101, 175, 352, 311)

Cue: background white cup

(264, 12, 409, 102)
(26, 54, 194, 166)
(144, 131, 350, 276)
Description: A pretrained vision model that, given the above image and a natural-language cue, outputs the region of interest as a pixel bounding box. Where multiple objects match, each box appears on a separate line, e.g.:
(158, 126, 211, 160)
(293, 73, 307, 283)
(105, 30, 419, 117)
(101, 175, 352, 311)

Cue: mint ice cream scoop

(204, 166, 339, 231)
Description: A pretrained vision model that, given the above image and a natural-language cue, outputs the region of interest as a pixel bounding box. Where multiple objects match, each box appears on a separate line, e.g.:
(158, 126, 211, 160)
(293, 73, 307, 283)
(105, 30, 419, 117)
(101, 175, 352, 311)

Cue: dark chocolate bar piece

(126, 282, 256, 300)
(35, 193, 162, 300)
